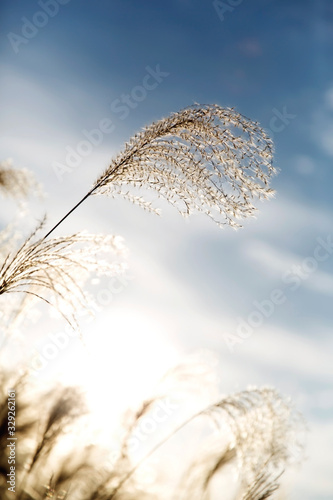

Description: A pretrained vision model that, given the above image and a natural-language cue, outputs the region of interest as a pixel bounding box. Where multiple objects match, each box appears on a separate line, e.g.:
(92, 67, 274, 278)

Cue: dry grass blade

(0, 218, 127, 329)
(93, 104, 276, 228)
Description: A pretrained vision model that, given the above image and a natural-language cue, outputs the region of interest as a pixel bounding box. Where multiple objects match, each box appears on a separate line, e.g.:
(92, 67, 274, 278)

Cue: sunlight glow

(52, 307, 180, 435)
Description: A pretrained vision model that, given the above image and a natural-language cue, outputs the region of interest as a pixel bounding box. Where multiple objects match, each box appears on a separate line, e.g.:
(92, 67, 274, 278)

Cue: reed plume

(0, 218, 127, 329)
(0, 368, 304, 500)
(0, 159, 41, 200)
(92, 104, 276, 228)
(177, 388, 304, 500)
(114, 385, 304, 500)
(44, 104, 276, 239)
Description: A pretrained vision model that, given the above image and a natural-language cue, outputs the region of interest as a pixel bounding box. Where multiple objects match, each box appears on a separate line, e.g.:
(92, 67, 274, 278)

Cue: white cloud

(321, 125, 333, 156)
(238, 325, 333, 381)
(325, 85, 333, 110)
(244, 237, 333, 296)
(293, 154, 315, 175)
(294, 421, 333, 497)
(311, 85, 333, 157)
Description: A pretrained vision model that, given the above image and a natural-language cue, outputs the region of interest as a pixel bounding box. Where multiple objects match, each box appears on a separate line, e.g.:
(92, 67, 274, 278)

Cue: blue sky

(1, 1, 333, 498)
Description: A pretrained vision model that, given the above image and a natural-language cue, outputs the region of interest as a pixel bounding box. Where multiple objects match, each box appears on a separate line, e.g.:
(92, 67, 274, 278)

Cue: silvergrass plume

(0, 369, 305, 500)
(0, 159, 41, 199)
(43, 104, 276, 239)
(0, 218, 126, 328)
(0, 104, 276, 321)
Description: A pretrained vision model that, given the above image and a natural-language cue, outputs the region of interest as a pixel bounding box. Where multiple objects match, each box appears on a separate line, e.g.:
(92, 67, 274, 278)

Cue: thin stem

(42, 184, 100, 241)
(110, 405, 211, 497)
(42, 164, 120, 241)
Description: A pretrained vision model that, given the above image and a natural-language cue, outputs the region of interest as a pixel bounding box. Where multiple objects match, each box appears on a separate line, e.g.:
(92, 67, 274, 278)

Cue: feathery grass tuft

(44, 104, 276, 239)
(0, 369, 305, 500)
(177, 387, 304, 500)
(0, 159, 41, 200)
(0, 218, 127, 329)
(92, 104, 276, 228)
